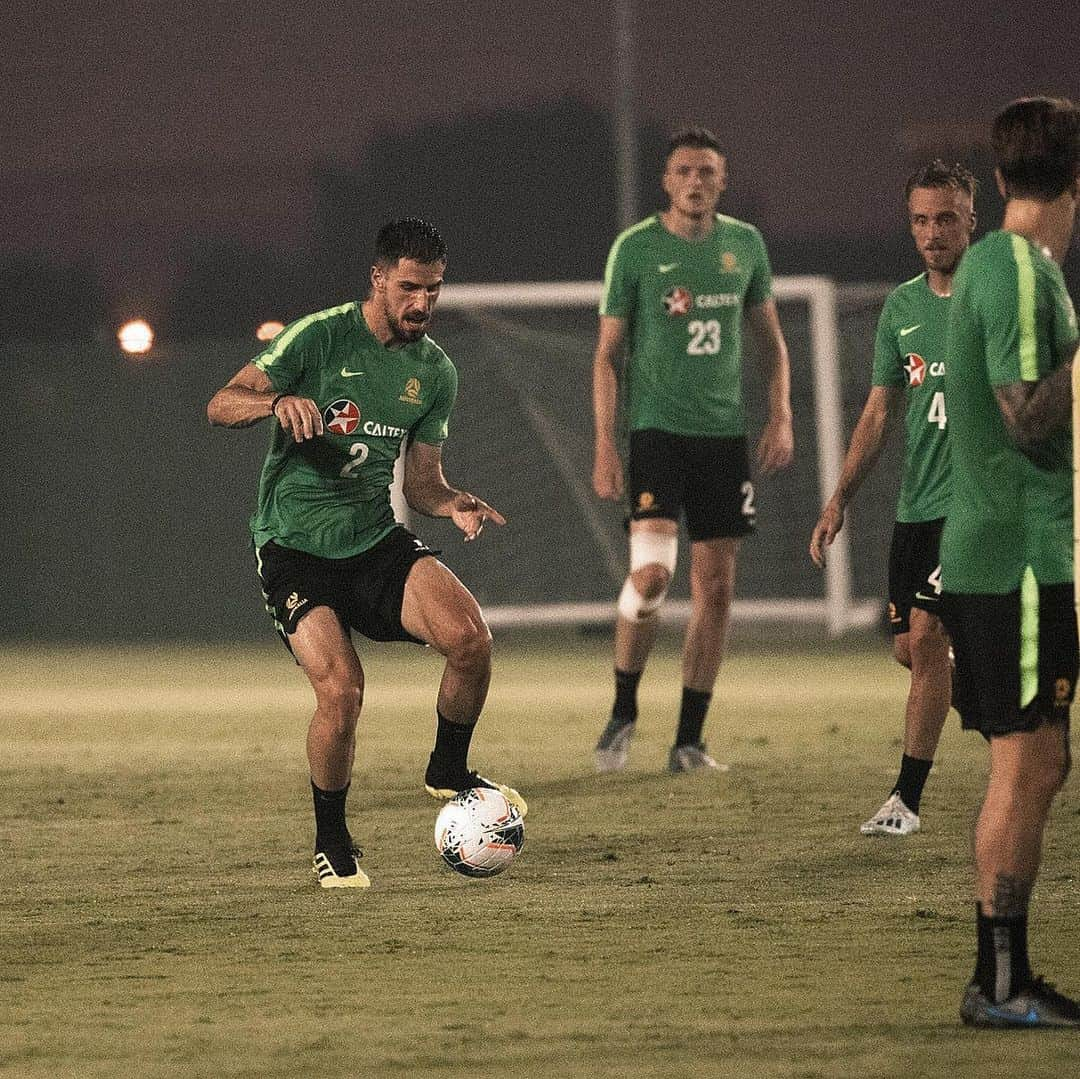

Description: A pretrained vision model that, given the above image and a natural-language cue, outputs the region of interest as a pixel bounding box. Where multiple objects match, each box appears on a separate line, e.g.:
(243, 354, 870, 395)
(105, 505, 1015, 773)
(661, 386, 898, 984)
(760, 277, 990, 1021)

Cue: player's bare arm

(810, 385, 902, 567)
(207, 364, 324, 441)
(746, 300, 795, 475)
(993, 353, 1075, 463)
(591, 315, 628, 500)
(403, 440, 506, 542)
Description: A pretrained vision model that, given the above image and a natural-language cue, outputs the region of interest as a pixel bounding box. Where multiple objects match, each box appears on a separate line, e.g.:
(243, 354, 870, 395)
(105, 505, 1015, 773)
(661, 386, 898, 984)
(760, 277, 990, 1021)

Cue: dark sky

(4, 1, 1077, 263)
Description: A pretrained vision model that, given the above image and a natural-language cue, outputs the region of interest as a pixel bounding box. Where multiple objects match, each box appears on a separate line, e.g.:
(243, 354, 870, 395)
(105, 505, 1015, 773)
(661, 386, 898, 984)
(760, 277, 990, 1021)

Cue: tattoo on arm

(994, 361, 1073, 465)
(991, 873, 1032, 918)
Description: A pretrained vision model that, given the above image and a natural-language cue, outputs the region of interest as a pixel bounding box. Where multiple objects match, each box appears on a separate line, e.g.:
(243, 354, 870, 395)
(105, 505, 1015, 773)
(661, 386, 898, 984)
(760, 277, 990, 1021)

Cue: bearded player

(810, 161, 976, 836)
(208, 218, 525, 889)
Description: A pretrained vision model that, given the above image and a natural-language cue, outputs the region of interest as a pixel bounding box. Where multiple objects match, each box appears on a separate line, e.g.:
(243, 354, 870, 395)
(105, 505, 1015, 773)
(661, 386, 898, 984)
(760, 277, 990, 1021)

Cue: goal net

(403, 278, 895, 636)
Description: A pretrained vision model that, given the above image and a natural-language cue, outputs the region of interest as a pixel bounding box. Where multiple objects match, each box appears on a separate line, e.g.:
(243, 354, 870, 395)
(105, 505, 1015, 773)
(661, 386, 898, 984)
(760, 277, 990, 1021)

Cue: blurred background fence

(4, 283, 901, 643)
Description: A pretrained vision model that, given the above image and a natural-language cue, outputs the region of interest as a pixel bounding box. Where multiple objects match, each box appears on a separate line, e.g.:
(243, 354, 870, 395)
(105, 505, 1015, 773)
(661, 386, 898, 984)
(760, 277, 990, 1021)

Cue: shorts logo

(284, 591, 309, 615)
(1055, 678, 1072, 704)
(399, 377, 422, 405)
(324, 399, 360, 435)
(904, 353, 926, 386)
(663, 287, 693, 316)
(637, 491, 656, 511)
(721, 252, 738, 272)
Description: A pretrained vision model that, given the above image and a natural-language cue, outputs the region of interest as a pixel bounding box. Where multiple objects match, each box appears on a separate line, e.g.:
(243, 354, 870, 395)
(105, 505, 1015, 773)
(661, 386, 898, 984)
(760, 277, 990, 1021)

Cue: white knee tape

(629, 531, 678, 574)
(618, 578, 665, 622)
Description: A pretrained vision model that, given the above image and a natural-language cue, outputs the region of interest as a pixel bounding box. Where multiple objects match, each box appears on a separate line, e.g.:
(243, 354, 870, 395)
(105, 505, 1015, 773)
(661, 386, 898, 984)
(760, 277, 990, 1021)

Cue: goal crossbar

(431, 277, 873, 636)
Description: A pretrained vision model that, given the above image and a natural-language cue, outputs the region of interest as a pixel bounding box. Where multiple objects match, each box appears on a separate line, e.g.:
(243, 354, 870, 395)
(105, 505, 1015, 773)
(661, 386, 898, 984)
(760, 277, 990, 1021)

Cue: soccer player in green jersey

(940, 98, 1080, 1027)
(810, 161, 976, 836)
(208, 218, 525, 889)
(592, 126, 794, 774)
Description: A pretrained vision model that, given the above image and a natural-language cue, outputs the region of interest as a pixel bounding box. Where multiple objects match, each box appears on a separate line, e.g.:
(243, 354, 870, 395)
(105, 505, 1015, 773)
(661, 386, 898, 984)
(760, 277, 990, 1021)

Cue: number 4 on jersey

(927, 391, 946, 430)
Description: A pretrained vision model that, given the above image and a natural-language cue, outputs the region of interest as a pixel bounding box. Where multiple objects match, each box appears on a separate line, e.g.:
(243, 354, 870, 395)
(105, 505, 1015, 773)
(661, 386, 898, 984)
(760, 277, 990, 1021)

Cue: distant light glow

(256, 320, 285, 341)
(118, 319, 154, 354)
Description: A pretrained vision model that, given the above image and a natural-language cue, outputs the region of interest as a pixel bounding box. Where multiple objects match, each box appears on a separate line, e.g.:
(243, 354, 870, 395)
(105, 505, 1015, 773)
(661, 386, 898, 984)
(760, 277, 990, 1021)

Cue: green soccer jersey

(248, 301, 457, 559)
(941, 231, 1079, 594)
(600, 213, 773, 437)
(871, 273, 951, 523)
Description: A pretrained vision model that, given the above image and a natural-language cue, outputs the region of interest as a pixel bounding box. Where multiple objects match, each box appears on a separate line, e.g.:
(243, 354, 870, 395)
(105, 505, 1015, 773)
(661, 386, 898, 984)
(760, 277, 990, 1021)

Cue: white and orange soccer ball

(434, 788, 525, 878)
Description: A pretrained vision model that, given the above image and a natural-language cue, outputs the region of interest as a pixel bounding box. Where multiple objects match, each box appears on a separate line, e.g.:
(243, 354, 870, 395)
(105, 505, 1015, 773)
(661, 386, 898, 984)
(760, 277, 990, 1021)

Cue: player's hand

(272, 395, 324, 442)
(809, 500, 844, 568)
(755, 415, 795, 476)
(592, 442, 624, 500)
(450, 491, 506, 542)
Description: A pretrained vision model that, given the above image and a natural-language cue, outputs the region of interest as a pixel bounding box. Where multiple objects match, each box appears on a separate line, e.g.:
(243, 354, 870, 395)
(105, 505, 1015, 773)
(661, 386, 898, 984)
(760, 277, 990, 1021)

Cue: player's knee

(693, 569, 734, 611)
(621, 531, 677, 621)
(631, 562, 671, 600)
(445, 617, 492, 671)
(908, 618, 949, 672)
(311, 666, 364, 725)
(619, 574, 669, 621)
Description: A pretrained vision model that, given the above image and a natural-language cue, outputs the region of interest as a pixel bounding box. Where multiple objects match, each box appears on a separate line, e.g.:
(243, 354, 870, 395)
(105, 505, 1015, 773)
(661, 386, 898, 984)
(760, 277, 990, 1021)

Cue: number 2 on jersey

(687, 319, 721, 356)
(339, 442, 369, 478)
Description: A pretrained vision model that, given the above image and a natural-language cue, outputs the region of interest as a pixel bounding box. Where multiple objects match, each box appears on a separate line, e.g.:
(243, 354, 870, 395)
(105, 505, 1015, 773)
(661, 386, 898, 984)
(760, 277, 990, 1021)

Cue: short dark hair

(904, 159, 977, 203)
(993, 96, 1080, 201)
(374, 218, 447, 267)
(666, 125, 722, 160)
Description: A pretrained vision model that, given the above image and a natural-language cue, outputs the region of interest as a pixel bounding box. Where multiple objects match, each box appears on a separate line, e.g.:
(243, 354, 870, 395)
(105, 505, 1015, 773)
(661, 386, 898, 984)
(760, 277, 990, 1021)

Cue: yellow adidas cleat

(312, 846, 371, 889)
(424, 769, 528, 818)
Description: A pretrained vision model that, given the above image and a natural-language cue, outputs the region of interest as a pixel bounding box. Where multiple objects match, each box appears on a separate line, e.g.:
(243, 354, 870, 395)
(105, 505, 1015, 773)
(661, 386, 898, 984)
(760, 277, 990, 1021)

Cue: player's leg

(287, 606, 371, 887)
(256, 541, 370, 887)
(863, 522, 950, 835)
(953, 580, 1080, 1026)
(668, 435, 753, 773)
(401, 556, 526, 816)
(668, 534, 738, 772)
(596, 429, 683, 772)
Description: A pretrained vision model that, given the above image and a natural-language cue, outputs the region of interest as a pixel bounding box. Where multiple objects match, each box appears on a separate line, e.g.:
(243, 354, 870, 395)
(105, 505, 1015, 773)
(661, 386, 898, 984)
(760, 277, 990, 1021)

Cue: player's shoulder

(253, 301, 358, 370)
(883, 271, 928, 309)
(713, 212, 763, 239)
(415, 333, 455, 370)
(607, 215, 663, 256)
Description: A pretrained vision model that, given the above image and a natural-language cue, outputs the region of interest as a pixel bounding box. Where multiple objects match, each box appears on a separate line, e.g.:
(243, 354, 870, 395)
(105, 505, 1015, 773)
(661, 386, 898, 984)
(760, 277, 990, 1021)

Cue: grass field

(3, 633, 1079, 1078)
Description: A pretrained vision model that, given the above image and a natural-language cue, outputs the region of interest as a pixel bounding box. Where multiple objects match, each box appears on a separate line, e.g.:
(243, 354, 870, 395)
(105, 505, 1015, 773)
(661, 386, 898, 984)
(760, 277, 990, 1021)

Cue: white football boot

(860, 792, 920, 836)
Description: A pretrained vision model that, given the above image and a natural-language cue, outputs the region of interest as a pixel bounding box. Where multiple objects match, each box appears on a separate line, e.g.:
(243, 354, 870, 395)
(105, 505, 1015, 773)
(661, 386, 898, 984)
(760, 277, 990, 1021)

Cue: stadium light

(256, 320, 285, 341)
(117, 319, 154, 354)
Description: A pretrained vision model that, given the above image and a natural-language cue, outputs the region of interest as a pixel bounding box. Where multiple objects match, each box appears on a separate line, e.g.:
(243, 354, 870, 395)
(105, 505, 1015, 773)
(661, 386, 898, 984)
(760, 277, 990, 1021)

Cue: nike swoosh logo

(985, 1004, 1040, 1024)
(340, 367, 364, 378)
(658, 262, 679, 273)
(914, 592, 940, 603)
(899, 324, 922, 336)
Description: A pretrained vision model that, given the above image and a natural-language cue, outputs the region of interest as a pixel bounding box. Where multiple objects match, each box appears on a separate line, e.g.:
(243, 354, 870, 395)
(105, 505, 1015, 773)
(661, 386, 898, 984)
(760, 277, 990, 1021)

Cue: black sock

(892, 753, 933, 814)
(427, 710, 475, 781)
(675, 687, 712, 747)
(311, 780, 350, 850)
(612, 668, 642, 726)
(974, 903, 1031, 1002)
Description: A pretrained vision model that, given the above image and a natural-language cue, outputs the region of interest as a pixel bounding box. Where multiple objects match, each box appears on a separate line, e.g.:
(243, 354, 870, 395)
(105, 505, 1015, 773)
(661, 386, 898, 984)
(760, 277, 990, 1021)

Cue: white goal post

(410, 277, 881, 637)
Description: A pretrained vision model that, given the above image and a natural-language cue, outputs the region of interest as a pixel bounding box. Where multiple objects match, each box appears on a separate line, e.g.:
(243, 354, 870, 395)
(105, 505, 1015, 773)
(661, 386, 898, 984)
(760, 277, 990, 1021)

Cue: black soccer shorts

(942, 580, 1078, 738)
(626, 429, 755, 542)
(887, 518, 945, 635)
(255, 527, 437, 651)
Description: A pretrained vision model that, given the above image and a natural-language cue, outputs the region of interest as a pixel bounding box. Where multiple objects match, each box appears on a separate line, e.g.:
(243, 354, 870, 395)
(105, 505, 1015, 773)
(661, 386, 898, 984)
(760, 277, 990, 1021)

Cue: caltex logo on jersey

(663, 287, 693, 316)
(323, 399, 360, 435)
(904, 353, 927, 386)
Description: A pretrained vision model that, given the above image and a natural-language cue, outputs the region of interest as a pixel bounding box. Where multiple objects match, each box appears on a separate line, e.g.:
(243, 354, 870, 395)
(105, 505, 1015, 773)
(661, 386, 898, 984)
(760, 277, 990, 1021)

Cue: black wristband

(269, 392, 290, 417)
